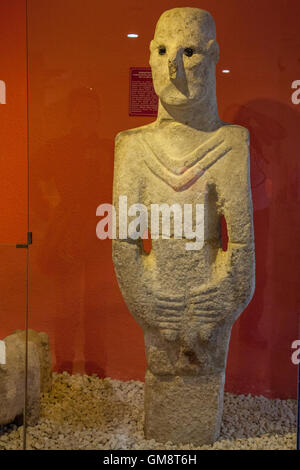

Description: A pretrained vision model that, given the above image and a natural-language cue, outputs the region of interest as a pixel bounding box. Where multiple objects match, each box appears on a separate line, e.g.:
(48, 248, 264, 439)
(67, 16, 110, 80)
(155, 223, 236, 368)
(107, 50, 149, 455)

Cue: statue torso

(121, 122, 238, 292)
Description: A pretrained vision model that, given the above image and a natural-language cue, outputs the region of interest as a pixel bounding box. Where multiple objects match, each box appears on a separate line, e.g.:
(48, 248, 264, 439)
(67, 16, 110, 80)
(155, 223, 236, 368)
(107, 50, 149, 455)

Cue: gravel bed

(0, 372, 297, 450)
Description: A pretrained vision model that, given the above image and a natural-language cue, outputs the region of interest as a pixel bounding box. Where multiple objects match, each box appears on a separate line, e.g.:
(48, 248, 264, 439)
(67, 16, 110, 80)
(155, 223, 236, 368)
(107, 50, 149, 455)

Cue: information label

(129, 67, 158, 117)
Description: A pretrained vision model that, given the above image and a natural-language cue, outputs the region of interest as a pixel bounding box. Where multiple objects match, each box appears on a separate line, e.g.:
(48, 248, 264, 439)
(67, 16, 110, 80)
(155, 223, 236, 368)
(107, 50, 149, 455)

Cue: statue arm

(112, 132, 154, 328)
(190, 127, 255, 322)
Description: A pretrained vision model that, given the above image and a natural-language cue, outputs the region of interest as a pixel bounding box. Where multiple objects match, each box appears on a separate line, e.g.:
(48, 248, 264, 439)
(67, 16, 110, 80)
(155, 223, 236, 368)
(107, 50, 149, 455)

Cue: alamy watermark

(96, 196, 204, 251)
(291, 80, 300, 105)
(0, 340, 6, 365)
(291, 339, 300, 365)
(0, 80, 6, 104)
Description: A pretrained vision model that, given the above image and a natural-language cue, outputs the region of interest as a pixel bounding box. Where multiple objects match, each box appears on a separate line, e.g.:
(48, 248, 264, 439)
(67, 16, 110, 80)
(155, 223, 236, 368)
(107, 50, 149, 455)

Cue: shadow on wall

(30, 87, 115, 377)
(225, 99, 300, 399)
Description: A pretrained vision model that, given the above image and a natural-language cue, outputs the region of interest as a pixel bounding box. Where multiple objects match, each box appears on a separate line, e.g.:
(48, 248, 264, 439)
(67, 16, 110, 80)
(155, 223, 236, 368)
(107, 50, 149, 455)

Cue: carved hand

(154, 293, 185, 341)
(188, 283, 230, 323)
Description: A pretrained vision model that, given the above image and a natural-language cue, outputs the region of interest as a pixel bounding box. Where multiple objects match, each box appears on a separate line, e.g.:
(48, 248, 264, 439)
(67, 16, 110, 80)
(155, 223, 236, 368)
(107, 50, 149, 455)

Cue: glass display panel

(23, 0, 300, 450)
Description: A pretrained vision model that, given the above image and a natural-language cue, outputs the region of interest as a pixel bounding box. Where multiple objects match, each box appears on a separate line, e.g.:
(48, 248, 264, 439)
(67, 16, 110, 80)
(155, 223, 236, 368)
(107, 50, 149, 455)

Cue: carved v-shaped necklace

(139, 127, 232, 192)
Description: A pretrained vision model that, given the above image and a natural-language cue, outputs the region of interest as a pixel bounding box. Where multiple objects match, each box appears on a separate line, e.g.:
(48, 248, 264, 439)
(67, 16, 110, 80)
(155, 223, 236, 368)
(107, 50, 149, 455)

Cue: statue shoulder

(221, 123, 250, 145)
(114, 123, 155, 175)
(221, 124, 250, 185)
(115, 123, 155, 150)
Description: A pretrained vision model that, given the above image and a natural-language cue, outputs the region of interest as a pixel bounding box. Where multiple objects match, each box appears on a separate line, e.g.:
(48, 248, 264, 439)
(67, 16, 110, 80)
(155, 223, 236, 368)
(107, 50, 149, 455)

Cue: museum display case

(0, 0, 299, 450)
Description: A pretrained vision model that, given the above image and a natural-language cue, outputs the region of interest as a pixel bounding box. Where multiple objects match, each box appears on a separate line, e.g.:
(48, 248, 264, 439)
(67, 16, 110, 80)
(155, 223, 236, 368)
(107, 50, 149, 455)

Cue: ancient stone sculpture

(0, 330, 52, 426)
(113, 7, 255, 445)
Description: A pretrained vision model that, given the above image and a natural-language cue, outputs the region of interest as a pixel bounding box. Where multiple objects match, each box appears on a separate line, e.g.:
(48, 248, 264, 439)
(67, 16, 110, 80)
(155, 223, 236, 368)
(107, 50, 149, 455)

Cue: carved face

(149, 9, 219, 108)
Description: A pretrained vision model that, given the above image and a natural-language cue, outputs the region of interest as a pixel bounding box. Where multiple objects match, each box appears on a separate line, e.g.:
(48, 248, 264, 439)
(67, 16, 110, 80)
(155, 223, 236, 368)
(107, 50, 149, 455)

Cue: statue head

(149, 8, 219, 109)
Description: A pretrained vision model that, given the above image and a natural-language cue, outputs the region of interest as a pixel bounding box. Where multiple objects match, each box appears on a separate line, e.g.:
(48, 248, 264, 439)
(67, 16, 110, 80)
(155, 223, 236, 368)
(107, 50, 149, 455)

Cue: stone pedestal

(144, 370, 225, 445)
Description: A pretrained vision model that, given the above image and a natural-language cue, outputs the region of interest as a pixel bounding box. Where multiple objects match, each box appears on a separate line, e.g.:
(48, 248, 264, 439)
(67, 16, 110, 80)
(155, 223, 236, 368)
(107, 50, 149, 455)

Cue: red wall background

(1, 0, 299, 399)
(0, 0, 27, 244)
(0, 1, 28, 337)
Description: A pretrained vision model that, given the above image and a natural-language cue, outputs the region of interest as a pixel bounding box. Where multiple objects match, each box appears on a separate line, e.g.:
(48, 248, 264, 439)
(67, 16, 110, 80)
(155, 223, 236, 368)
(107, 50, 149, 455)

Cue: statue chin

(158, 85, 208, 109)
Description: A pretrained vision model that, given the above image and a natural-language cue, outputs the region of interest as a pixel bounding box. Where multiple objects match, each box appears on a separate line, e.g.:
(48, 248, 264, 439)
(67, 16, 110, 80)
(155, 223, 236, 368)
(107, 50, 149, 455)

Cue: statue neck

(156, 91, 221, 132)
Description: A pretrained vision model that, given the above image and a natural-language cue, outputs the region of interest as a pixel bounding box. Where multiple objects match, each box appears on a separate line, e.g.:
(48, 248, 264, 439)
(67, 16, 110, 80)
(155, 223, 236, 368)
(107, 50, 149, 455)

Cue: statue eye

(158, 46, 166, 55)
(184, 48, 194, 57)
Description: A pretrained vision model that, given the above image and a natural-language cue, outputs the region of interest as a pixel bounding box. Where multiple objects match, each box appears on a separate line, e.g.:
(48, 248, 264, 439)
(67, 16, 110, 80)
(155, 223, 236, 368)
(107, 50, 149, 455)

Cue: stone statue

(113, 7, 255, 446)
(0, 330, 52, 427)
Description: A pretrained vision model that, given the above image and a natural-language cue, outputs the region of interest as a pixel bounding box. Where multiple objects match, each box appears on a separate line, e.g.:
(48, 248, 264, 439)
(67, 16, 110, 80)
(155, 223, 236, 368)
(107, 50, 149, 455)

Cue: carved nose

(168, 58, 177, 79)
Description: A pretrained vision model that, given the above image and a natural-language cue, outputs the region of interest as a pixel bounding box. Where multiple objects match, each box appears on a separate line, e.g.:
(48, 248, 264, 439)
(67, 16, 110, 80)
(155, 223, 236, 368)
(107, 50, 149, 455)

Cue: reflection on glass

(21, 0, 300, 450)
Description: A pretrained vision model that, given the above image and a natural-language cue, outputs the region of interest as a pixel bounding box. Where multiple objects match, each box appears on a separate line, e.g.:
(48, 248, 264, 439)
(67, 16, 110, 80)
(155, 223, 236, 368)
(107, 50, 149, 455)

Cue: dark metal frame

(297, 340, 300, 450)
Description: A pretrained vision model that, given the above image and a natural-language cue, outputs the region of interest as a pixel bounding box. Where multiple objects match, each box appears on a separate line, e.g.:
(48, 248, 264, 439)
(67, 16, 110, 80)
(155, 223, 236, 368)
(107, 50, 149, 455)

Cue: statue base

(144, 369, 225, 446)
